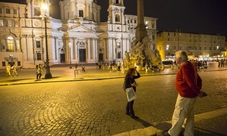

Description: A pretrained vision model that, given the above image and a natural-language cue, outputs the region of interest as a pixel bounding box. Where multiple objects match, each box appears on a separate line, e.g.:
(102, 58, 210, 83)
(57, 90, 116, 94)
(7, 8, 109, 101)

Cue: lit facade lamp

(69, 42, 72, 68)
(41, 3, 52, 78)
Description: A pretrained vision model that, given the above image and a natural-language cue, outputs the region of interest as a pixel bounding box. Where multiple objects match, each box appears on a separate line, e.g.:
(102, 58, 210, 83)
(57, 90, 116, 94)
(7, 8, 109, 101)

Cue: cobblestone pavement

(0, 67, 227, 136)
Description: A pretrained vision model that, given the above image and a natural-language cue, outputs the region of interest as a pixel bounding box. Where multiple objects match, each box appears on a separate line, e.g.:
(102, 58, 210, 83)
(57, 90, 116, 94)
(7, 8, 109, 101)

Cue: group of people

(75, 63, 86, 73)
(6, 64, 18, 77)
(218, 59, 225, 67)
(97, 61, 125, 73)
(123, 50, 207, 136)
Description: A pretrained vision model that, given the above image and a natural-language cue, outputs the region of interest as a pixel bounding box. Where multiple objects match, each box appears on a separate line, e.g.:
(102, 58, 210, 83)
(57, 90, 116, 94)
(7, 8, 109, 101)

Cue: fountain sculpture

(123, 0, 162, 71)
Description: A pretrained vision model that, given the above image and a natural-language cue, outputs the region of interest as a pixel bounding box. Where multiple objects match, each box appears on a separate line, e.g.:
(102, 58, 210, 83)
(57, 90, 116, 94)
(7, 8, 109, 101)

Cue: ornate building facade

(0, 0, 157, 69)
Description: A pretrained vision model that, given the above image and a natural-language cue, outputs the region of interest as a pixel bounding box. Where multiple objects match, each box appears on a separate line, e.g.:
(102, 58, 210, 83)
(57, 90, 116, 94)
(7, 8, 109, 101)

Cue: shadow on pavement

(0, 78, 34, 82)
(133, 117, 153, 127)
(194, 127, 227, 136)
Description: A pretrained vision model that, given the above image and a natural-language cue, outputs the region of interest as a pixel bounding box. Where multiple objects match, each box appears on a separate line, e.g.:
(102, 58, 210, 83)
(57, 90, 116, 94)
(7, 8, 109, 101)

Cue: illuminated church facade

(0, 0, 157, 69)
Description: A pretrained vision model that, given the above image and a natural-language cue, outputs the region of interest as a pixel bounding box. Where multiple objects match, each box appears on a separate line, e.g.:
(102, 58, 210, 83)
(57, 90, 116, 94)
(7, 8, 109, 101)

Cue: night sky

(2, 0, 227, 36)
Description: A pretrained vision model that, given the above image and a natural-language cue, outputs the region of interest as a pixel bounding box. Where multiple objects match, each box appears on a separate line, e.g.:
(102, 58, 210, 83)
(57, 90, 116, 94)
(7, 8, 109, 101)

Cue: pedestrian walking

(75, 63, 78, 69)
(117, 61, 121, 71)
(6, 64, 11, 77)
(145, 63, 148, 73)
(221, 59, 224, 67)
(109, 62, 113, 72)
(123, 68, 140, 119)
(82, 66, 86, 72)
(163, 51, 207, 136)
(36, 64, 43, 80)
(11, 64, 18, 76)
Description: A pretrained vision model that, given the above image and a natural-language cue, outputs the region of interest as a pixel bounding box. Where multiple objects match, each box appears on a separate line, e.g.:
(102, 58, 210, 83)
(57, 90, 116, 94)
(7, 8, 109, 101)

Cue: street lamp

(69, 42, 72, 68)
(41, 4, 52, 78)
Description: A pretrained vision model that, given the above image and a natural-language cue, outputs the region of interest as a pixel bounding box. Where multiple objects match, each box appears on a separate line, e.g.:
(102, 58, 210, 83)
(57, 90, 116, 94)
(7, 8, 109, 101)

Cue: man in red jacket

(164, 51, 207, 136)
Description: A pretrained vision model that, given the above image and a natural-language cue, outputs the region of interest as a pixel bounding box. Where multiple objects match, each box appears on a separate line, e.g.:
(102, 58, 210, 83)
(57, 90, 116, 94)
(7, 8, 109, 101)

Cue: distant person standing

(221, 59, 224, 67)
(75, 63, 78, 69)
(164, 51, 207, 136)
(117, 61, 121, 71)
(82, 66, 86, 73)
(145, 63, 148, 73)
(124, 68, 141, 119)
(6, 64, 11, 77)
(11, 64, 18, 76)
(36, 64, 43, 80)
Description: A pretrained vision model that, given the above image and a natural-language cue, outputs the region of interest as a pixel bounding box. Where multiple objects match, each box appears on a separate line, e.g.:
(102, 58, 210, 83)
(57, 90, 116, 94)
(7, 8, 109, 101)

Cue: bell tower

(107, 0, 125, 24)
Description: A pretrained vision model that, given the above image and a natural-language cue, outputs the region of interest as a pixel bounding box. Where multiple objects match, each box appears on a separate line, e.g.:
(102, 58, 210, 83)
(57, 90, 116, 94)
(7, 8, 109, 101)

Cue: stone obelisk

(135, 0, 147, 42)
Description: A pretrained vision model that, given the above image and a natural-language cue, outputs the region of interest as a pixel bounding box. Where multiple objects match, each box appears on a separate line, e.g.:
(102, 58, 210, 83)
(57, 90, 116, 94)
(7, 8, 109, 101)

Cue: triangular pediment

(68, 25, 93, 33)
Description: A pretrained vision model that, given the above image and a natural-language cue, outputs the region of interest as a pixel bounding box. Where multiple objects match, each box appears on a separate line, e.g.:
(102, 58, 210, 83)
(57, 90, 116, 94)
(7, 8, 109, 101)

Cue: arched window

(115, 14, 120, 22)
(7, 36, 14, 52)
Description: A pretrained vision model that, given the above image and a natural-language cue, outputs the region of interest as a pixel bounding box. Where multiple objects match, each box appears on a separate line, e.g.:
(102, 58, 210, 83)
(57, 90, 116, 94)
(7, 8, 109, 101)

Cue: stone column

(87, 38, 91, 60)
(136, 0, 147, 42)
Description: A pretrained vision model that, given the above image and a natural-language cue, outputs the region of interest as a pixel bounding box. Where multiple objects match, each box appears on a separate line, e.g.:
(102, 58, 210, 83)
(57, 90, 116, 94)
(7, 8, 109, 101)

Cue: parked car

(162, 60, 174, 69)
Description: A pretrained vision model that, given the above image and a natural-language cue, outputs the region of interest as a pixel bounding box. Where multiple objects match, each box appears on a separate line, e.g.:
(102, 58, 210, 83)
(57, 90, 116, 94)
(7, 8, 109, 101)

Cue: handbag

(125, 87, 136, 102)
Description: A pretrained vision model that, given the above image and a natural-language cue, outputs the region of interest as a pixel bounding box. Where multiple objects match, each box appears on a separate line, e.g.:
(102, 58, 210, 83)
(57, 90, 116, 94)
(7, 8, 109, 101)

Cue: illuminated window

(16, 40, 20, 50)
(0, 20, 3, 26)
(216, 46, 219, 50)
(7, 36, 14, 52)
(7, 20, 11, 27)
(34, 7, 41, 16)
(37, 53, 41, 60)
(14, 21, 18, 27)
(166, 45, 169, 50)
(36, 41, 41, 48)
(13, 9, 17, 14)
(117, 42, 120, 48)
(115, 14, 120, 22)
(6, 8, 10, 14)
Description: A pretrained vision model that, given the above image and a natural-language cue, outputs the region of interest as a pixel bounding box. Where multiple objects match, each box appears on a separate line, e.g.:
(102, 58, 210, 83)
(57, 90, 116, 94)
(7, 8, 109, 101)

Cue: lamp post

(41, 4, 52, 78)
(69, 42, 72, 68)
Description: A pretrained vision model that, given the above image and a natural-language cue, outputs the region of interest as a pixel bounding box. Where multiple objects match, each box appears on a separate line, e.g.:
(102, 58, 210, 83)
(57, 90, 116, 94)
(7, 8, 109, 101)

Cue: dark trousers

(126, 100, 135, 116)
(36, 73, 42, 79)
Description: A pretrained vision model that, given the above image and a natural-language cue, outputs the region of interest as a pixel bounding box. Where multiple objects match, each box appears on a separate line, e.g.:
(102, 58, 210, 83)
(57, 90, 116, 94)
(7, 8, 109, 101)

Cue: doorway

(99, 53, 103, 62)
(79, 49, 86, 62)
(60, 54, 65, 63)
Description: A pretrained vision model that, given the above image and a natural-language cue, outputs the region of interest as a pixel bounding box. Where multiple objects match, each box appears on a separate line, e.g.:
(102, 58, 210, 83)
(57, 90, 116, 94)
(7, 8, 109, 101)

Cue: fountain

(123, 0, 162, 71)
